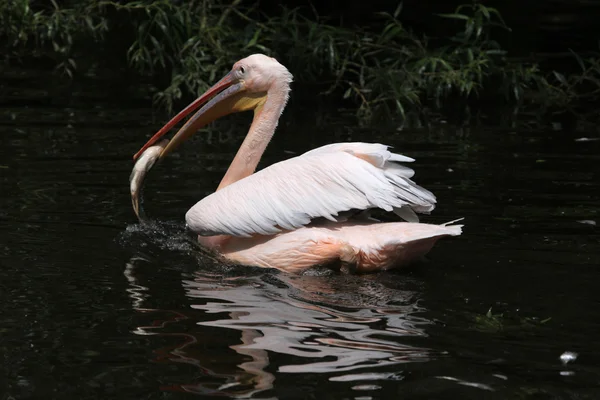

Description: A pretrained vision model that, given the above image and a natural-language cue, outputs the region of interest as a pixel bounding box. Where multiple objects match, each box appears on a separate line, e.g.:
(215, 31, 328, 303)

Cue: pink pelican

(133, 54, 462, 273)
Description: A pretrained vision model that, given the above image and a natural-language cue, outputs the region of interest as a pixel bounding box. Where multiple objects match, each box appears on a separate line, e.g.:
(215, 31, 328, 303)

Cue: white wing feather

(186, 142, 436, 236)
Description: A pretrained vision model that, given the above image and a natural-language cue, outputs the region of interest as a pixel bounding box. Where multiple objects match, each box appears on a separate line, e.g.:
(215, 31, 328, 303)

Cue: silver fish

(129, 139, 169, 222)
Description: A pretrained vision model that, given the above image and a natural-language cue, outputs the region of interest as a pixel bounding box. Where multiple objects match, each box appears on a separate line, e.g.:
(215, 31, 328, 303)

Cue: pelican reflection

(125, 258, 439, 397)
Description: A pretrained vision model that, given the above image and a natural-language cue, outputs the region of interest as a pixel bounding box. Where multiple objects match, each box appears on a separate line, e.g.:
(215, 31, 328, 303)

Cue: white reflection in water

(126, 260, 437, 398)
(435, 376, 495, 391)
(193, 272, 432, 394)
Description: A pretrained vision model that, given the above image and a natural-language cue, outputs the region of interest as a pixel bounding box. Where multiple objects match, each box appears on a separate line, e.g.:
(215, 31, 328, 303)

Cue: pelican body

(133, 54, 462, 273)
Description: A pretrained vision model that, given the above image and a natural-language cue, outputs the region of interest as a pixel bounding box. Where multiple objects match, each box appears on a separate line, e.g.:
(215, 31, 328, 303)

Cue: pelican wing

(185, 143, 437, 237)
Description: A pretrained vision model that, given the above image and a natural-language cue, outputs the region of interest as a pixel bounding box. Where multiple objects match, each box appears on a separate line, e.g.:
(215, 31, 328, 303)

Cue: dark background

(261, 0, 600, 55)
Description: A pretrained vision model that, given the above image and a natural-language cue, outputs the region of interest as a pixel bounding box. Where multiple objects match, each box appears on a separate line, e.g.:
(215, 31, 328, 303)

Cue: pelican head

(134, 54, 293, 160)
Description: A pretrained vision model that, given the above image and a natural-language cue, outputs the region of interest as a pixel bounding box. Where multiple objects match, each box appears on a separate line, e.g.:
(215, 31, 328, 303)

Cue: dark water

(1, 68, 600, 399)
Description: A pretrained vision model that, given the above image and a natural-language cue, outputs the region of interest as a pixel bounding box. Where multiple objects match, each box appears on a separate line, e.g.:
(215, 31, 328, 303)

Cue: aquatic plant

(1, 0, 599, 124)
(470, 307, 552, 333)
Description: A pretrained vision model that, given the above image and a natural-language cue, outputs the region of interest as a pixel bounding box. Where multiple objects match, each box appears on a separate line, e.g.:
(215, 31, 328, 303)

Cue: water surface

(1, 68, 599, 399)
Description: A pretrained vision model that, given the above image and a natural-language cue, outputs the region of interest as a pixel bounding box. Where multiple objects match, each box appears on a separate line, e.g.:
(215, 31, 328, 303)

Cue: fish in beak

(130, 139, 169, 221)
(133, 69, 267, 161)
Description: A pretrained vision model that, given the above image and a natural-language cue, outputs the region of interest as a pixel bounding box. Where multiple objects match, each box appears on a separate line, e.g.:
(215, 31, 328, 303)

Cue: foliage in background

(1, 0, 599, 123)
(0, 0, 108, 76)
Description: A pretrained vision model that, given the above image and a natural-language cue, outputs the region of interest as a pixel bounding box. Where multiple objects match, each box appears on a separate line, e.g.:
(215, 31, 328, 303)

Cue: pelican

(133, 54, 462, 273)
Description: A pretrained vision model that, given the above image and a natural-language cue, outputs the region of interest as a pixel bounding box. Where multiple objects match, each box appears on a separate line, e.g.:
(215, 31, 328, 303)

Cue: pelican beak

(133, 71, 267, 160)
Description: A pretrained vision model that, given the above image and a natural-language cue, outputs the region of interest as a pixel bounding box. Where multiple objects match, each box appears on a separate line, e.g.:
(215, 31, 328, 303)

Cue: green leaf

(484, 49, 507, 56)
(464, 19, 474, 40)
(395, 99, 405, 118)
(553, 71, 568, 86)
(480, 5, 490, 20)
(487, 7, 511, 30)
(253, 44, 270, 52)
(465, 81, 473, 95)
(569, 49, 586, 72)
(245, 28, 261, 48)
(393, 2, 403, 18)
(437, 58, 452, 71)
(437, 13, 469, 21)
(343, 87, 352, 99)
(467, 48, 474, 62)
